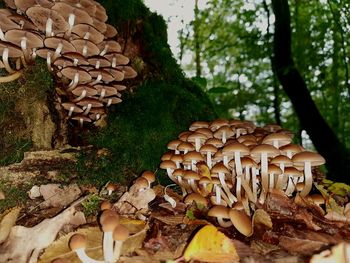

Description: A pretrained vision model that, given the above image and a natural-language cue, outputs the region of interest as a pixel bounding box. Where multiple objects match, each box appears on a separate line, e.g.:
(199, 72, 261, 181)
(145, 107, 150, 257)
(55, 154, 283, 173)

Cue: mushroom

(71, 23, 104, 44)
(199, 143, 217, 169)
(228, 208, 252, 236)
(189, 121, 210, 131)
(270, 155, 293, 189)
(106, 182, 118, 195)
(267, 164, 282, 190)
(187, 132, 207, 152)
(141, 171, 156, 187)
(184, 150, 204, 171)
(209, 119, 229, 132)
(211, 162, 237, 205)
(279, 143, 304, 159)
(112, 225, 129, 262)
(71, 84, 98, 102)
(69, 234, 103, 263)
(251, 144, 279, 204)
(0, 41, 23, 73)
(183, 170, 201, 193)
(101, 216, 120, 262)
(104, 52, 130, 68)
(44, 36, 76, 61)
(100, 200, 112, 211)
(262, 133, 292, 149)
(173, 168, 189, 196)
(99, 40, 121, 56)
(131, 177, 150, 192)
(159, 160, 177, 182)
(207, 205, 232, 228)
(292, 151, 325, 197)
(170, 154, 183, 169)
(184, 192, 208, 207)
(167, 139, 182, 154)
(213, 125, 234, 144)
(61, 102, 83, 117)
(61, 66, 91, 91)
(72, 39, 100, 57)
(283, 166, 303, 195)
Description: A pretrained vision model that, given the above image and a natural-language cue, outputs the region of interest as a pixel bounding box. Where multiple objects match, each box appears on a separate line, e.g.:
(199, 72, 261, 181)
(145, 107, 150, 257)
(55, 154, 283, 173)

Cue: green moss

(0, 179, 30, 213)
(0, 59, 53, 165)
(76, 79, 216, 186)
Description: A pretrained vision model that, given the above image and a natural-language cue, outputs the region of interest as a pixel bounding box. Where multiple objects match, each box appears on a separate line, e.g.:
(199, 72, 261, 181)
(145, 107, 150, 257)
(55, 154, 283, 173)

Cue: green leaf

(191, 77, 207, 89)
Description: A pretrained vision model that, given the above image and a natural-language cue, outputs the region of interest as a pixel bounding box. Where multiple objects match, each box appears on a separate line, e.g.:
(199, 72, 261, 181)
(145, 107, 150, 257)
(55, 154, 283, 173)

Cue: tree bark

(271, 0, 350, 183)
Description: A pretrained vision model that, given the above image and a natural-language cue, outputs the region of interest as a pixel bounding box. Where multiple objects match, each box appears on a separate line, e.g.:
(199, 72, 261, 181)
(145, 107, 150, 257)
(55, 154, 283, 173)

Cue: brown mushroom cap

(69, 233, 87, 250)
(63, 52, 89, 65)
(44, 36, 76, 53)
(104, 52, 129, 66)
(183, 170, 201, 181)
(270, 155, 293, 167)
(209, 119, 229, 131)
(205, 137, 224, 148)
(161, 151, 173, 161)
(5, 29, 44, 49)
(71, 23, 104, 44)
(61, 102, 84, 114)
(101, 215, 120, 232)
(100, 200, 112, 211)
(52, 2, 93, 26)
(103, 67, 124, 81)
(178, 131, 192, 141)
(228, 208, 252, 236)
(116, 66, 137, 79)
(189, 121, 210, 131)
(99, 40, 121, 53)
(184, 151, 205, 163)
(262, 133, 292, 148)
(207, 205, 230, 219)
(88, 55, 111, 68)
(184, 193, 208, 206)
(26, 6, 69, 34)
(89, 68, 114, 82)
(141, 171, 156, 183)
(71, 39, 100, 57)
(76, 97, 103, 108)
(292, 151, 325, 167)
(177, 142, 195, 153)
(104, 23, 118, 38)
(100, 209, 119, 225)
(0, 41, 23, 57)
(211, 162, 230, 175)
(279, 143, 304, 157)
(14, 0, 36, 14)
(160, 160, 177, 170)
(112, 225, 129, 241)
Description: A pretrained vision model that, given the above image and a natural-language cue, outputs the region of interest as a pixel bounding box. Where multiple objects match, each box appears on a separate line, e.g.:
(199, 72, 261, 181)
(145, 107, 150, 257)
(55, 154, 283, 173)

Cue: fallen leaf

(327, 183, 350, 197)
(310, 242, 350, 263)
(279, 236, 326, 255)
(0, 207, 21, 243)
(252, 209, 273, 236)
(183, 224, 239, 262)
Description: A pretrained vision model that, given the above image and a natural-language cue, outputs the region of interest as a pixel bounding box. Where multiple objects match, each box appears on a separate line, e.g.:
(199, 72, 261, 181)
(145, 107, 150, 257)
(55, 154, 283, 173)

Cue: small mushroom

(106, 182, 118, 195)
(207, 205, 232, 228)
(101, 216, 119, 262)
(228, 208, 252, 236)
(184, 192, 208, 207)
(112, 225, 129, 262)
(69, 234, 103, 263)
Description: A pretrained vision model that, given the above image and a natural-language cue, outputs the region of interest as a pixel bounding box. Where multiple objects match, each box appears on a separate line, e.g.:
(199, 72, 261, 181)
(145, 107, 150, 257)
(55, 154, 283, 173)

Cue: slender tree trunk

(263, 0, 281, 125)
(271, 0, 350, 183)
(194, 0, 201, 77)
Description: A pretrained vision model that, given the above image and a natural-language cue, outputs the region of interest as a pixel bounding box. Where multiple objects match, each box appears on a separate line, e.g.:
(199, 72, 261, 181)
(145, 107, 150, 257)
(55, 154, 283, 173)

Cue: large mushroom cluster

(160, 119, 325, 220)
(0, 0, 137, 125)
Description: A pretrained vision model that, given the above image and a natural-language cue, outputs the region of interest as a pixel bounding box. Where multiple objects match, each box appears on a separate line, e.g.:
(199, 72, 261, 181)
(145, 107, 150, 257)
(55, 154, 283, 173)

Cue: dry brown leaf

(251, 209, 272, 235)
(310, 242, 350, 263)
(250, 240, 280, 255)
(152, 214, 185, 225)
(0, 206, 21, 243)
(279, 236, 327, 255)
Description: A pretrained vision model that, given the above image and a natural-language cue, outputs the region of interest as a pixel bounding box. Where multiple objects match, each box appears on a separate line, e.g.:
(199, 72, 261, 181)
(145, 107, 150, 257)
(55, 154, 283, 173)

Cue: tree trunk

(271, 0, 350, 183)
(194, 0, 201, 77)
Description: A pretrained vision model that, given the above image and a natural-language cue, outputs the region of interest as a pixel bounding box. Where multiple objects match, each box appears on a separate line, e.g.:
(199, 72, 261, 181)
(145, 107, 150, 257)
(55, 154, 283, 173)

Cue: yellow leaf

(328, 183, 350, 197)
(0, 206, 21, 243)
(197, 162, 213, 192)
(183, 224, 239, 262)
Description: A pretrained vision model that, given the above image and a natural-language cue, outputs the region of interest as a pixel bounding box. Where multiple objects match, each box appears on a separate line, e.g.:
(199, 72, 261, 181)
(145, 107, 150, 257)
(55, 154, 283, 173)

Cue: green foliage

(80, 79, 216, 186)
(0, 179, 29, 213)
(81, 194, 102, 217)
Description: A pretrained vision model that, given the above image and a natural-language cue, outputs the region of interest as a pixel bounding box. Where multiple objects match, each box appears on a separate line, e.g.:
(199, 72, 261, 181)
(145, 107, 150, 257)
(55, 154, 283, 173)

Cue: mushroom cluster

(0, 0, 137, 126)
(160, 119, 325, 219)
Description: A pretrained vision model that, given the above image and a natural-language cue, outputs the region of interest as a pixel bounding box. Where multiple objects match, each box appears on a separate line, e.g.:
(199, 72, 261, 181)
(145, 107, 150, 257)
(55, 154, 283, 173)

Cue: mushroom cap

(70, 114, 92, 123)
(14, 0, 36, 14)
(177, 142, 195, 152)
(101, 215, 120, 232)
(270, 155, 293, 167)
(237, 134, 257, 143)
(141, 171, 155, 183)
(93, 2, 108, 22)
(262, 133, 292, 148)
(76, 97, 103, 107)
(44, 36, 76, 53)
(173, 168, 184, 178)
(283, 166, 303, 177)
(116, 66, 136, 79)
(26, 6, 69, 34)
(112, 225, 129, 241)
(69, 233, 87, 250)
(178, 131, 192, 141)
(100, 200, 112, 211)
(102, 96, 122, 105)
(106, 182, 118, 192)
(63, 52, 89, 65)
(0, 13, 20, 32)
(263, 123, 282, 133)
(279, 143, 304, 157)
(52, 2, 93, 25)
(71, 84, 98, 97)
(104, 52, 130, 66)
(222, 142, 250, 155)
(88, 55, 111, 67)
(103, 67, 124, 81)
(72, 39, 100, 57)
(112, 84, 127, 91)
(35, 47, 55, 59)
(205, 138, 223, 148)
(268, 164, 282, 175)
(89, 68, 114, 82)
(0, 41, 23, 57)
(7, 14, 37, 30)
(213, 125, 234, 139)
(199, 144, 218, 155)
(3, 0, 16, 9)
(61, 102, 84, 113)
(187, 131, 208, 143)
(5, 29, 44, 49)
(211, 162, 230, 174)
(91, 17, 107, 33)
(209, 119, 229, 131)
(100, 209, 119, 225)
(292, 151, 325, 166)
(184, 193, 208, 206)
(189, 121, 210, 131)
(309, 194, 325, 205)
(95, 84, 120, 97)
(250, 144, 280, 158)
(183, 170, 201, 181)
(207, 205, 230, 219)
(167, 139, 182, 151)
(133, 176, 149, 189)
(72, 23, 104, 44)
(184, 151, 204, 162)
(160, 160, 177, 170)
(161, 151, 173, 161)
(240, 156, 257, 168)
(105, 23, 118, 38)
(61, 66, 91, 82)
(195, 128, 213, 138)
(170, 154, 183, 163)
(99, 40, 122, 53)
(228, 209, 252, 236)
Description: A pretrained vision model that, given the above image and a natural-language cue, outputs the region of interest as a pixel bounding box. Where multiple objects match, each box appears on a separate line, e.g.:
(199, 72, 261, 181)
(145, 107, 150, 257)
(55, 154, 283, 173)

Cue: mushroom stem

(236, 175, 242, 201)
(106, 98, 113, 107)
(217, 217, 232, 228)
(206, 153, 212, 169)
(15, 58, 21, 70)
(0, 29, 6, 41)
(284, 176, 296, 196)
(20, 38, 30, 62)
(275, 164, 285, 189)
(177, 176, 187, 196)
(103, 232, 114, 262)
(73, 90, 87, 102)
(214, 185, 222, 204)
(251, 167, 258, 202)
(234, 152, 243, 177)
(83, 103, 92, 115)
(20, 55, 28, 68)
(188, 178, 198, 193)
(112, 240, 123, 262)
(2, 48, 15, 73)
(241, 179, 254, 203)
(52, 42, 63, 62)
(300, 162, 312, 197)
(0, 70, 22, 83)
(218, 172, 237, 205)
(46, 53, 53, 72)
(91, 74, 102, 85)
(258, 152, 268, 204)
(67, 73, 79, 91)
(45, 17, 53, 37)
(223, 155, 229, 166)
(100, 44, 109, 56)
(194, 138, 200, 152)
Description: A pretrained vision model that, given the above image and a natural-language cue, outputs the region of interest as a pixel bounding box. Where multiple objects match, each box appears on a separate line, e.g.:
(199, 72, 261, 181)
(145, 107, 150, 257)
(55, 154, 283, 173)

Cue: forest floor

(0, 162, 350, 263)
